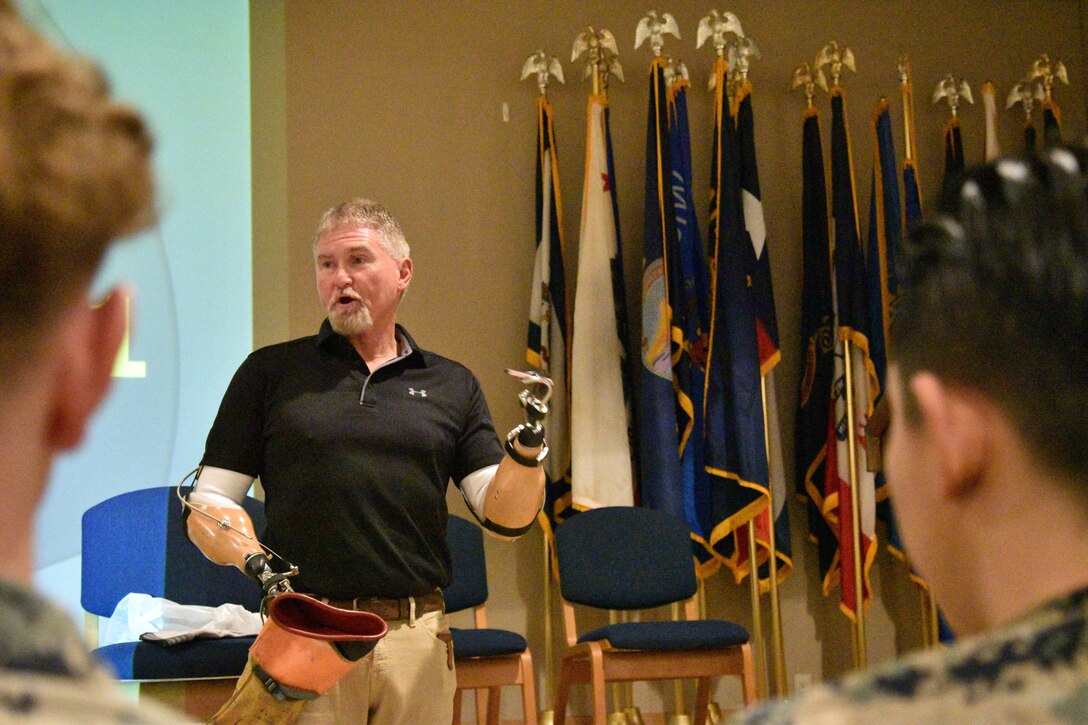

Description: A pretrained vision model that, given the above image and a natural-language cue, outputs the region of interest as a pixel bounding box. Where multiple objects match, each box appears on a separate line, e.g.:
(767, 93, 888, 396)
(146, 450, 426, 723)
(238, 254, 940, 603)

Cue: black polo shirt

(200, 321, 502, 598)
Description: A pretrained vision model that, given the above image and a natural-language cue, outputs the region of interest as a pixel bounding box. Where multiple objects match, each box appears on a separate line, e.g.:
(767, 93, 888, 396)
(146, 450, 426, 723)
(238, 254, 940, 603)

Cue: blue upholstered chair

(552, 507, 755, 725)
(445, 514, 537, 725)
(81, 486, 265, 718)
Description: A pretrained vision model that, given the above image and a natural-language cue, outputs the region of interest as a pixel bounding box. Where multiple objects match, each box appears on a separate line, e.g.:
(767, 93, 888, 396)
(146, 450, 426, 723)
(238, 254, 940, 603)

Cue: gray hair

(312, 198, 410, 261)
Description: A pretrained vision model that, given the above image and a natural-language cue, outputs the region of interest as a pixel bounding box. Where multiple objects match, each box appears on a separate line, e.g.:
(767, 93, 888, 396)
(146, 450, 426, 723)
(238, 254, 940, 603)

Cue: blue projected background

(25, 0, 254, 622)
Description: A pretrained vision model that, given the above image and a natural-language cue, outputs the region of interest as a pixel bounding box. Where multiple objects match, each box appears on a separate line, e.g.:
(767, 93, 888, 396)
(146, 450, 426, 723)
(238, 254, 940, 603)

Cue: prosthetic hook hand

(478, 370, 551, 538)
(503, 368, 552, 464)
(178, 483, 297, 601)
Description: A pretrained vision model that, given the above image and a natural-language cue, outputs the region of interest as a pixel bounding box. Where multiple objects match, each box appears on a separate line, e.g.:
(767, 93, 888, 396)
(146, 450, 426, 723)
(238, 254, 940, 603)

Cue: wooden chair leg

(475, 687, 487, 725)
(740, 643, 757, 705)
(694, 677, 711, 725)
(452, 688, 463, 725)
(520, 650, 538, 725)
(482, 686, 500, 725)
(554, 657, 572, 725)
(588, 644, 607, 725)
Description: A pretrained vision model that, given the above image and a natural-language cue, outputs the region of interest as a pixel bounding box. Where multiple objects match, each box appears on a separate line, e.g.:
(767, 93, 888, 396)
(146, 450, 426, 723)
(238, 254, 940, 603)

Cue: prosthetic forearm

(476, 370, 550, 538)
(180, 467, 296, 598)
(179, 472, 385, 721)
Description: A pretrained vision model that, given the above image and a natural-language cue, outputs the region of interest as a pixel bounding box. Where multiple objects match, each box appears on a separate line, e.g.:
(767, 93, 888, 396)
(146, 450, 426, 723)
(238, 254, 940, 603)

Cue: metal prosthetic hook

(503, 368, 553, 461)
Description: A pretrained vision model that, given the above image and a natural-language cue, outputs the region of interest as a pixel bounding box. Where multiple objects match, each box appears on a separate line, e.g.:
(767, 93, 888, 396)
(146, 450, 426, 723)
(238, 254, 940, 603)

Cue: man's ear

(48, 287, 128, 451)
(909, 372, 990, 498)
(397, 257, 413, 297)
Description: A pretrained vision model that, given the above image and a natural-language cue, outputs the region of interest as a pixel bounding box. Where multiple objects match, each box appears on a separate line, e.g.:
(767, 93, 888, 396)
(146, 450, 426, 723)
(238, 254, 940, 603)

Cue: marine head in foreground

(0, 1, 186, 721)
(737, 147, 1088, 723)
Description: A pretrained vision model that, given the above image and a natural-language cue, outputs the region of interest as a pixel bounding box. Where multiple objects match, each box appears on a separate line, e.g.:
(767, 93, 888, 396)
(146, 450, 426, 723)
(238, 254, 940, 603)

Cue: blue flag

(639, 57, 684, 518)
(941, 116, 965, 199)
(794, 105, 838, 587)
(735, 80, 791, 589)
(702, 57, 769, 577)
(1043, 99, 1062, 146)
(868, 99, 908, 571)
(668, 77, 713, 570)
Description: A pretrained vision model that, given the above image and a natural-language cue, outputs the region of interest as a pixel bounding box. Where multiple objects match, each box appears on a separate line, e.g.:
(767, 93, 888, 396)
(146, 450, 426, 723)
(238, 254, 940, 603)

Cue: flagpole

(817, 41, 868, 669)
(521, 51, 567, 724)
(896, 55, 940, 650)
(842, 339, 867, 668)
(726, 27, 788, 698)
(898, 56, 915, 167)
(700, 12, 771, 702)
(760, 376, 786, 695)
(746, 520, 768, 698)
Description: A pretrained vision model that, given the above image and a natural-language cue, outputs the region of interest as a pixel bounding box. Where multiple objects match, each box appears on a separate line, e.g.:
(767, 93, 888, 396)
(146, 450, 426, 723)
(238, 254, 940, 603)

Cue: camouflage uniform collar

(0, 578, 97, 678)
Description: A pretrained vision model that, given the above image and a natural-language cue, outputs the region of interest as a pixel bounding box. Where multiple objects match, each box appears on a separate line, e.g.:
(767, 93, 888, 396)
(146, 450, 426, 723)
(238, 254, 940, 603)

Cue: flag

(605, 96, 640, 497)
(701, 57, 770, 577)
(828, 85, 877, 620)
(527, 93, 572, 539)
(867, 99, 910, 567)
(865, 100, 900, 413)
(900, 68, 924, 227)
(666, 73, 714, 572)
(1043, 98, 1062, 146)
(1024, 118, 1038, 154)
(639, 57, 685, 519)
(981, 82, 1000, 161)
(733, 79, 792, 589)
(941, 115, 965, 198)
(794, 104, 838, 584)
(888, 96, 922, 568)
(570, 93, 635, 510)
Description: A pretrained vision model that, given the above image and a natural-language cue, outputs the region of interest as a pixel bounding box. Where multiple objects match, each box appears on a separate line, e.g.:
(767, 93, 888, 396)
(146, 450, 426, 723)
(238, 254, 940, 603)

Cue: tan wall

(251, 0, 1087, 718)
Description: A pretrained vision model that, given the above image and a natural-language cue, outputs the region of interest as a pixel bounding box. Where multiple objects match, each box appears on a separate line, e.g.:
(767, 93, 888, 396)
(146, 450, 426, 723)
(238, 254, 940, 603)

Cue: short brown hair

(0, 1, 155, 377)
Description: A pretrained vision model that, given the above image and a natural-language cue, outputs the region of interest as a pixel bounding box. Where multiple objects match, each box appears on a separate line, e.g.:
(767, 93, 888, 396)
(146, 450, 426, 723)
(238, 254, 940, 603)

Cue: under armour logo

(408, 388, 427, 397)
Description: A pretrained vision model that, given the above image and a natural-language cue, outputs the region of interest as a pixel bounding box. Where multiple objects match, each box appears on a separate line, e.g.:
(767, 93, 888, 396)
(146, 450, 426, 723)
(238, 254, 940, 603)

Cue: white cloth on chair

(102, 592, 261, 647)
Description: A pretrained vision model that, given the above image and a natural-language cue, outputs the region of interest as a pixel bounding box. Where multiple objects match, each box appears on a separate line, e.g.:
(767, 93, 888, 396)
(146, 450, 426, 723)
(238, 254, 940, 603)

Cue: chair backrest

(443, 514, 488, 614)
(555, 506, 696, 610)
(81, 486, 266, 617)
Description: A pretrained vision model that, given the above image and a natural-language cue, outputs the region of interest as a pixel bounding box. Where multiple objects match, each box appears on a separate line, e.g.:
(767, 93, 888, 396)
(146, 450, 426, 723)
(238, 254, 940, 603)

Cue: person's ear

(397, 257, 413, 296)
(909, 372, 990, 498)
(48, 287, 128, 450)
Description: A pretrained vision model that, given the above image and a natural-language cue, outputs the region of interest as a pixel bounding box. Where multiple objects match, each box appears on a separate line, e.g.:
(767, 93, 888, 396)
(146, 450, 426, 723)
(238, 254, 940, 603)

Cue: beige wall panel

(252, 0, 1086, 718)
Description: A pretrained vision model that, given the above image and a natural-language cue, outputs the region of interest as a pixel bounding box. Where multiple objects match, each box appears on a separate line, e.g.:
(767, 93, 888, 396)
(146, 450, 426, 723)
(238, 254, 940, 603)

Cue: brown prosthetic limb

(176, 479, 388, 722)
(210, 594, 387, 724)
(480, 370, 550, 537)
(183, 499, 295, 598)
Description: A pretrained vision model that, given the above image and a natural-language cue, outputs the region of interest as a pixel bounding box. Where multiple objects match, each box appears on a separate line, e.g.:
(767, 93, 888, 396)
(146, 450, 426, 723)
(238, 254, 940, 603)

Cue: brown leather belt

(316, 590, 445, 621)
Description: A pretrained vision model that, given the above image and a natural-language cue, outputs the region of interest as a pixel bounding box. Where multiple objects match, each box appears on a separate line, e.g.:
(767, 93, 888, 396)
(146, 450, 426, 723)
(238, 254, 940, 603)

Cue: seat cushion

(93, 636, 255, 680)
(578, 620, 748, 651)
(450, 628, 527, 658)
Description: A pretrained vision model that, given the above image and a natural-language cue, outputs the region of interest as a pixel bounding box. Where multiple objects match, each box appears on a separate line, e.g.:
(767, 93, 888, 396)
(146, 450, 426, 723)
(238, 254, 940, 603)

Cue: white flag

(570, 96, 634, 509)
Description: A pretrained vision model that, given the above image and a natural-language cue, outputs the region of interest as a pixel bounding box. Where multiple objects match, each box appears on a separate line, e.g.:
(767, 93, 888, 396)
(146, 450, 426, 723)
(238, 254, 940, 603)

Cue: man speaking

(187, 199, 549, 723)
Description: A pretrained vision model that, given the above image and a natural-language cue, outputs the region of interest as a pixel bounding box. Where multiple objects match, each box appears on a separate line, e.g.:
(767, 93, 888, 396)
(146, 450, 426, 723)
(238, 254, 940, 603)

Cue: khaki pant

(296, 609, 455, 724)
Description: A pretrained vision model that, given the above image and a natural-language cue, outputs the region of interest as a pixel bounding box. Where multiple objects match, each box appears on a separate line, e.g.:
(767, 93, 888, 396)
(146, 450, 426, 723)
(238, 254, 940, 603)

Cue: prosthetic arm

(180, 471, 296, 599)
(459, 369, 550, 539)
(178, 472, 386, 721)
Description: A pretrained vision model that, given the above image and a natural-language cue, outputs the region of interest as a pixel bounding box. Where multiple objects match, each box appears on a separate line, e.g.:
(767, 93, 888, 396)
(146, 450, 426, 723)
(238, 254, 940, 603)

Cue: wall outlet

(794, 672, 813, 694)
